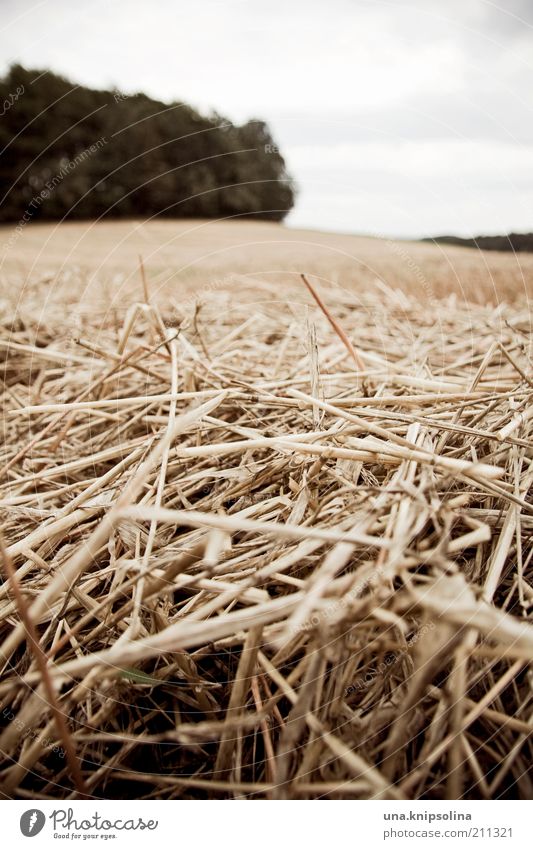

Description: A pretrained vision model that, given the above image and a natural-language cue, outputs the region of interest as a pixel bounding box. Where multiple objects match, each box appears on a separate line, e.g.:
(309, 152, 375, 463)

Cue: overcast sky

(1, 0, 532, 237)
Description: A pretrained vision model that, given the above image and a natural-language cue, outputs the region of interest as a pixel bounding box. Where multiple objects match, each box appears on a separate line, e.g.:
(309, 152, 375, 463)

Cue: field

(2, 219, 533, 306)
(0, 220, 532, 800)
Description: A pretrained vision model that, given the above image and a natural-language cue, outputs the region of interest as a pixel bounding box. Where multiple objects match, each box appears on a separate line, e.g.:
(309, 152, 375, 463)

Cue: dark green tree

(0, 65, 295, 223)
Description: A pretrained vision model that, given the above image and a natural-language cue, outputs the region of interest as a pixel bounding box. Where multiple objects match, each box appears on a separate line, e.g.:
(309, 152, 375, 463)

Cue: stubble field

(0, 219, 532, 800)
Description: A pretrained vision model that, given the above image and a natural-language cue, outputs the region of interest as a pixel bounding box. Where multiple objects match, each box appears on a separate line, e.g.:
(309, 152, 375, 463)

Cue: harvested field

(0, 223, 532, 800)
(2, 219, 533, 304)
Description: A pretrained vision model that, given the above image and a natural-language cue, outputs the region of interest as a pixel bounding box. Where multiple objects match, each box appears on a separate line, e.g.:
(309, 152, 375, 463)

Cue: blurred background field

(2, 220, 533, 311)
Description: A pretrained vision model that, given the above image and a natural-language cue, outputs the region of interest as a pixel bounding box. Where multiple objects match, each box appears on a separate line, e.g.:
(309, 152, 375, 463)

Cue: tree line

(424, 233, 533, 253)
(0, 64, 295, 224)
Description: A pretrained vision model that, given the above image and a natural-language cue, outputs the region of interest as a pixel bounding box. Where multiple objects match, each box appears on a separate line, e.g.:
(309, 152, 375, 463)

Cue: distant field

(1, 219, 532, 307)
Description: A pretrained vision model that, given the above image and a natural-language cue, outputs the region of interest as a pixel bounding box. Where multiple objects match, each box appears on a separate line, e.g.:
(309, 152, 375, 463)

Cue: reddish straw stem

(301, 274, 365, 371)
(0, 532, 89, 798)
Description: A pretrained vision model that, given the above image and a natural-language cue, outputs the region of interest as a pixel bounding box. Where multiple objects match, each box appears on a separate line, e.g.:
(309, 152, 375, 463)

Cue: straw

(1, 273, 532, 800)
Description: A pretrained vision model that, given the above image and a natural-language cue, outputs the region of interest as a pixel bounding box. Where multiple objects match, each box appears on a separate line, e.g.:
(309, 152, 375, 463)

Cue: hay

(1, 273, 532, 800)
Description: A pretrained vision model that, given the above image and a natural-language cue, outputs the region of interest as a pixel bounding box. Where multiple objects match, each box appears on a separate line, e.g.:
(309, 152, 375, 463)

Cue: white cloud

(286, 139, 533, 179)
(1, 0, 532, 236)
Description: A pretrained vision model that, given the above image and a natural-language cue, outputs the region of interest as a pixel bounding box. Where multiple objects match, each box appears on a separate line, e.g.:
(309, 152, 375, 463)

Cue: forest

(425, 232, 533, 253)
(0, 64, 295, 223)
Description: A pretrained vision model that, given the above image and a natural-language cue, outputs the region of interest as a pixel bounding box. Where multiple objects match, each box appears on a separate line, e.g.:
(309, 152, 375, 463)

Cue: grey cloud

(479, 0, 533, 35)
(275, 87, 533, 146)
